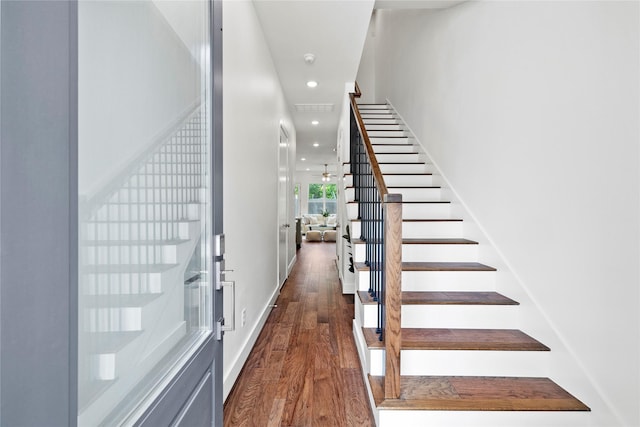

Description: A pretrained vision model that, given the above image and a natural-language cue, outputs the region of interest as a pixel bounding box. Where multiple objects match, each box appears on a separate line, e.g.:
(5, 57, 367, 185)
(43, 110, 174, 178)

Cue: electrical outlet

(241, 308, 246, 327)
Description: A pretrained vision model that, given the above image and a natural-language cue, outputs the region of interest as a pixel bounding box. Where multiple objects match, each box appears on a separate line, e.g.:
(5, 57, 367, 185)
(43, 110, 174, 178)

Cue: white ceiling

(251, 0, 466, 175)
(252, 0, 375, 175)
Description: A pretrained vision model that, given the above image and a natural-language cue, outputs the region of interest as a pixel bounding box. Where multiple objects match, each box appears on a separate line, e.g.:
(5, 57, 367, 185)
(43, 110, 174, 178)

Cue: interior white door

(278, 126, 289, 287)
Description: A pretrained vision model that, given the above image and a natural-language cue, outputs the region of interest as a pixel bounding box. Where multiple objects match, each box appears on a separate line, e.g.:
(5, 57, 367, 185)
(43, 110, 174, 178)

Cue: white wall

(371, 2, 639, 426)
(79, 1, 201, 196)
(355, 15, 377, 104)
(222, 0, 296, 400)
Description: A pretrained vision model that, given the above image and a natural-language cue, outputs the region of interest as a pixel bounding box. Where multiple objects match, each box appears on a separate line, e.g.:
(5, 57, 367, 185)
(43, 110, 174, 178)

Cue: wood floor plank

(343, 368, 376, 427)
(224, 241, 375, 426)
(266, 398, 285, 427)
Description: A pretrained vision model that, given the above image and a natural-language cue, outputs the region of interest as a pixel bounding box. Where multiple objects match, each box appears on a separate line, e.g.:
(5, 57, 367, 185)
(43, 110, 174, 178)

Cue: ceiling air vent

(294, 104, 334, 113)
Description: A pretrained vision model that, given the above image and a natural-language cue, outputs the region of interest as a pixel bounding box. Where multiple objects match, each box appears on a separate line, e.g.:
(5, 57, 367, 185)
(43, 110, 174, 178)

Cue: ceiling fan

(312, 164, 338, 182)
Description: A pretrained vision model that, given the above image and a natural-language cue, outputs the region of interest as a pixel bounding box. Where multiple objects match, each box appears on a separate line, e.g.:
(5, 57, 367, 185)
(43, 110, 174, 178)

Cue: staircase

(78, 106, 208, 424)
(344, 102, 590, 426)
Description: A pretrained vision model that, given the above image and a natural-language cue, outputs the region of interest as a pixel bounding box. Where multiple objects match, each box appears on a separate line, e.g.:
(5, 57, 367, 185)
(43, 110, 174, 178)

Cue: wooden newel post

(384, 193, 402, 399)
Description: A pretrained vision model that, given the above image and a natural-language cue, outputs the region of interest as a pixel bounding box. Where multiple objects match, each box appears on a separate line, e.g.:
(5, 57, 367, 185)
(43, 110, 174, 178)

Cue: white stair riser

(84, 244, 179, 265)
(357, 300, 518, 329)
(91, 353, 116, 381)
(403, 203, 452, 219)
(356, 270, 496, 292)
(346, 202, 452, 220)
(367, 349, 549, 377)
(360, 114, 395, 120)
(84, 221, 192, 241)
(382, 175, 434, 187)
(402, 350, 550, 377)
(93, 203, 200, 222)
(369, 137, 410, 145)
(369, 137, 413, 146)
(374, 153, 420, 163)
(366, 124, 402, 131)
(353, 243, 478, 263)
(126, 175, 204, 188)
(342, 162, 428, 174)
(88, 307, 186, 382)
(343, 174, 432, 188)
(345, 187, 441, 203)
(372, 145, 417, 154)
(380, 163, 429, 174)
(137, 162, 204, 175)
(402, 305, 518, 329)
(344, 202, 358, 219)
(351, 220, 463, 240)
(84, 307, 143, 332)
(116, 188, 203, 202)
(362, 119, 398, 125)
(368, 131, 407, 138)
(344, 173, 433, 188)
(358, 104, 389, 110)
(378, 410, 591, 427)
(84, 271, 164, 295)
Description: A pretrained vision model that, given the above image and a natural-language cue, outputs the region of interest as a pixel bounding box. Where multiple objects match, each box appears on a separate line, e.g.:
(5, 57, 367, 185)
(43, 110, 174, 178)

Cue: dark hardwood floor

(223, 240, 375, 427)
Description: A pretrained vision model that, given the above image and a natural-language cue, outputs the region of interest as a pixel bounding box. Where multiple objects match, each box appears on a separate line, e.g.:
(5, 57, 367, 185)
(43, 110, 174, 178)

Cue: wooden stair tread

(358, 291, 518, 306)
(362, 327, 550, 351)
(345, 185, 440, 189)
(355, 261, 496, 272)
(352, 219, 463, 222)
(346, 200, 450, 204)
(373, 161, 426, 164)
(345, 172, 432, 176)
(369, 375, 590, 411)
(352, 238, 477, 245)
(370, 143, 413, 146)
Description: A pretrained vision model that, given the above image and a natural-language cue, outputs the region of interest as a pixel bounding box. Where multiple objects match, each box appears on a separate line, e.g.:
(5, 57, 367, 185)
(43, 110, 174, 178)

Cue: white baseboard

(222, 284, 280, 401)
(287, 253, 297, 276)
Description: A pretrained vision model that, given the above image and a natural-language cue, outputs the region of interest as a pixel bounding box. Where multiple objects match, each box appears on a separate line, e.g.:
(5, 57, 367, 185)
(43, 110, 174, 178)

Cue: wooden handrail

(354, 81, 362, 97)
(348, 92, 388, 198)
(349, 85, 402, 400)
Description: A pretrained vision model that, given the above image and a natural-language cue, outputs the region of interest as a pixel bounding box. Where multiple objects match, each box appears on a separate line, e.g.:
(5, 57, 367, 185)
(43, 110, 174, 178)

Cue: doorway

(278, 125, 290, 288)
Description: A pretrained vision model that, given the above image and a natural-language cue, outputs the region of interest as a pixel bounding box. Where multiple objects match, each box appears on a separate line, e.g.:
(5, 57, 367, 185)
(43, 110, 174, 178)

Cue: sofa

(300, 213, 337, 234)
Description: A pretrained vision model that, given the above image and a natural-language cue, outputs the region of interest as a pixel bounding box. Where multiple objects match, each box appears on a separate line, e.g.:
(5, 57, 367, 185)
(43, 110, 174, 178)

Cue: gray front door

(0, 0, 224, 425)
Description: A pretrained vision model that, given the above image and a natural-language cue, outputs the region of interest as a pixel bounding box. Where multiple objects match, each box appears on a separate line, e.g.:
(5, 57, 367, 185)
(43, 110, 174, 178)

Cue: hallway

(223, 241, 375, 426)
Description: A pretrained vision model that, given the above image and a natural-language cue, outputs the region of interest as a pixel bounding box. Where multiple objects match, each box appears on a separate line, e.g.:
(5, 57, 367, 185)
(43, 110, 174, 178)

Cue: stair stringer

(381, 99, 603, 424)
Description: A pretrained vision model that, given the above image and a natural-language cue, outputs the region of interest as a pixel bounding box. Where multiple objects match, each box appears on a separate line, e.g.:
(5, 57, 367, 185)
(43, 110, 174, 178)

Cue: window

(78, 1, 212, 424)
(308, 183, 337, 214)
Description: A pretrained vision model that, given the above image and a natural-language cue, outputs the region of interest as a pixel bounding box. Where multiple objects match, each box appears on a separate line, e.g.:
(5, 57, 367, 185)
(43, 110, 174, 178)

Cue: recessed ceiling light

(306, 168, 310, 171)
(306, 81, 318, 88)
(311, 120, 319, 125)
(312, 143, 319, 147)
(301, 157, 306, 161)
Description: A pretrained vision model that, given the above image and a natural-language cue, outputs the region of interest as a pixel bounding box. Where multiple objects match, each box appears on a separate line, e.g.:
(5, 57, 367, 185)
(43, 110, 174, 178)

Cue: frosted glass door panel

(78, 1, 212, 424)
